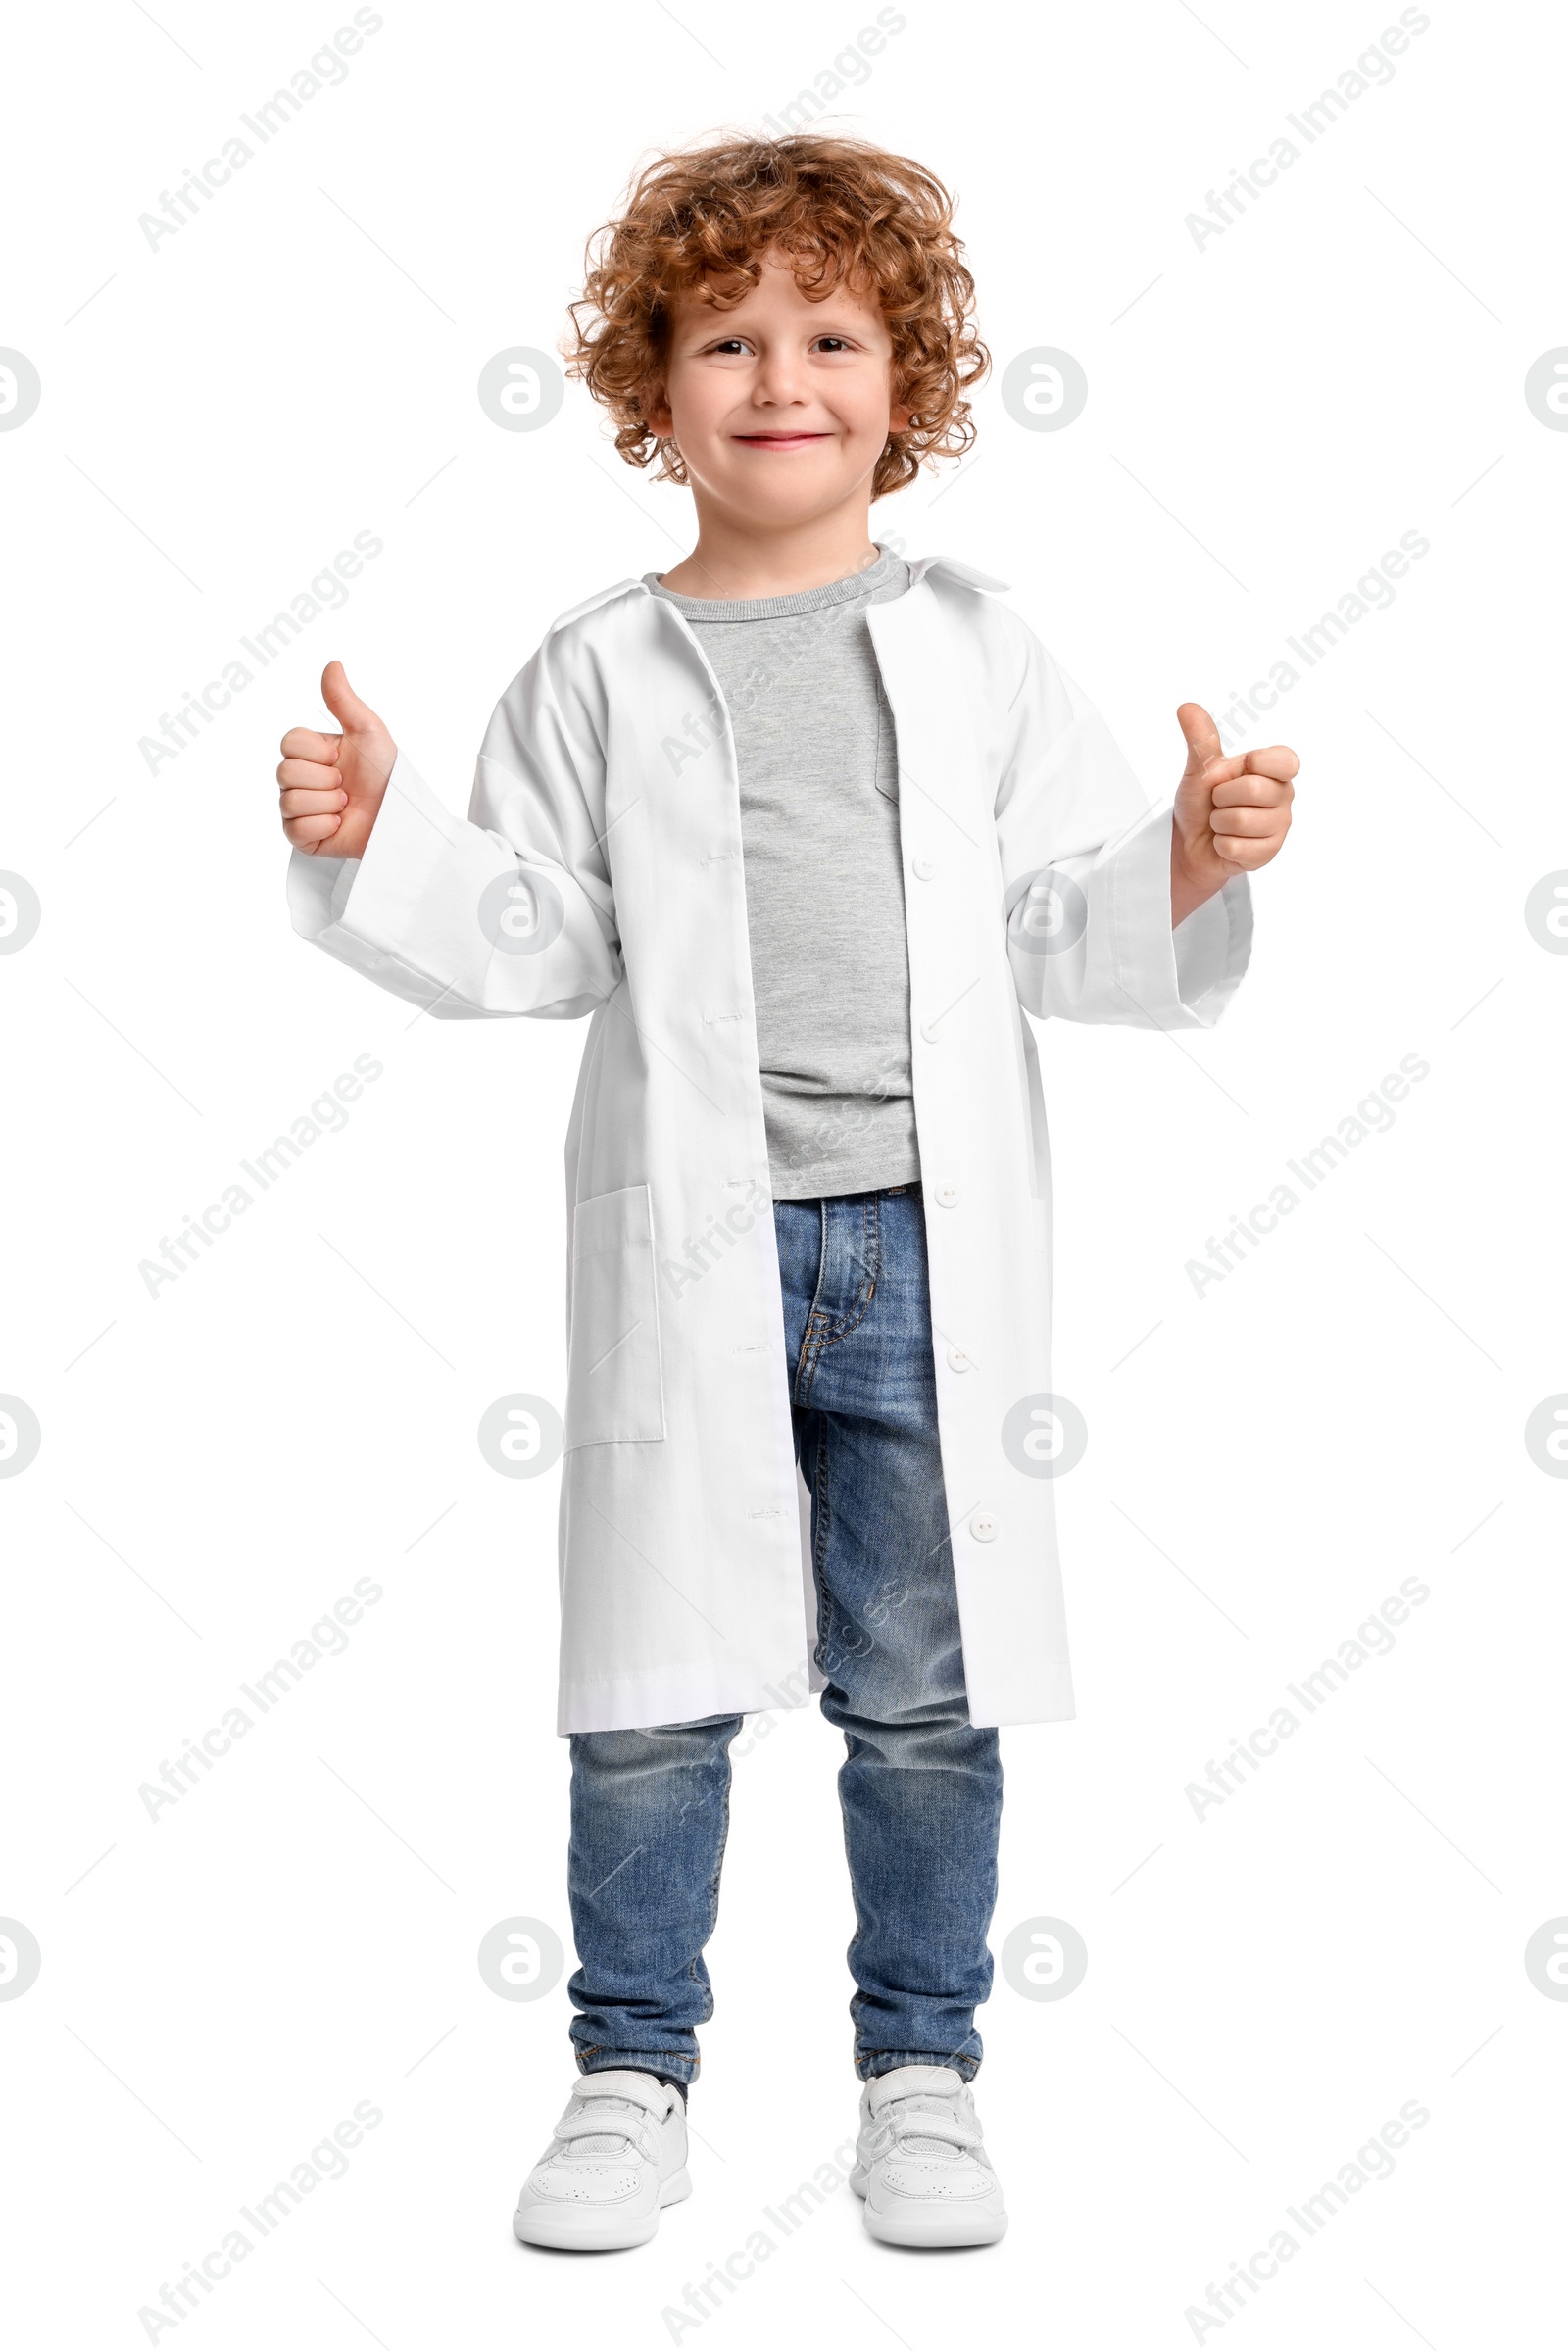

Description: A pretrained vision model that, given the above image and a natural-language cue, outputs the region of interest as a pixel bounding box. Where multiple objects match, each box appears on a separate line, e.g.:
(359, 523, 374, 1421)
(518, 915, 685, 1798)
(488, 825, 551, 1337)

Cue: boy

(276, 134, 1295, 2251)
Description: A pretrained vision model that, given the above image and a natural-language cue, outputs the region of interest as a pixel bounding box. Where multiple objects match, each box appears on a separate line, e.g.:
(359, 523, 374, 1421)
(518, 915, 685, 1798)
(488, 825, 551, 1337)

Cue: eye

(707, 337, 751, 355)
(812, 336, 855, 353)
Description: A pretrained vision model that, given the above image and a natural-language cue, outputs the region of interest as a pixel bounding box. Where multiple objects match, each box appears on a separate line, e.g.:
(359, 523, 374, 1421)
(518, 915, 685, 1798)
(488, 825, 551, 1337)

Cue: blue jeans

(565, 1183, 1003, 2085)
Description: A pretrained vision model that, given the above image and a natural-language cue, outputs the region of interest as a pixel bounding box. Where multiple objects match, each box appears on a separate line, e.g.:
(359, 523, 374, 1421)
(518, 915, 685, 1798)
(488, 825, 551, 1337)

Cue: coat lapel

(866, 570, 993, 854)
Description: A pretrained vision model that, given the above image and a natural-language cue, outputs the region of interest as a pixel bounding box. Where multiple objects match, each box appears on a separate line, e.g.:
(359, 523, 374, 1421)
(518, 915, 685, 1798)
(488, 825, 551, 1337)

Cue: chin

(721, 462, 853, 503)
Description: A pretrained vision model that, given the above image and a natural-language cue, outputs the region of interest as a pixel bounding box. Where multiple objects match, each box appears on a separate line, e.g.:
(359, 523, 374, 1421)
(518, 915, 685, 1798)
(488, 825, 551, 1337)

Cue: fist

(277, 661, 396, 860)
(1171, 702, 1296, 918)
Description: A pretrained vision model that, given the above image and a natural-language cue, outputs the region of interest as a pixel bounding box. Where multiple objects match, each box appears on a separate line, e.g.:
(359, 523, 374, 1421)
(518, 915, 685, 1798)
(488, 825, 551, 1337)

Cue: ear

(889, 400, 912, 434)
(644, 385, 673, 436)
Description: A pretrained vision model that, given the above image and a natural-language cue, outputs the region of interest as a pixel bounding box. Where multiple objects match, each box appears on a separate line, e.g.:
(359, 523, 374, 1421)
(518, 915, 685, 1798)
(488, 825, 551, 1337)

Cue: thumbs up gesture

(1170, 703, 1296, 925)
(276, 661, 397, 860)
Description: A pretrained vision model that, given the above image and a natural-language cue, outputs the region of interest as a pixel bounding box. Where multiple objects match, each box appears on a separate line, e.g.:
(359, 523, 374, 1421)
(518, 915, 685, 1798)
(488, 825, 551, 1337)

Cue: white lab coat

(288, 553, 1251, 1733)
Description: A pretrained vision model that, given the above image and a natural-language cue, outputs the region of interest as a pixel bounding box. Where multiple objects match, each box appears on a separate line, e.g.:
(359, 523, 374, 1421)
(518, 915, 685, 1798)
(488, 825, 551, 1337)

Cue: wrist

(1170, 822, 1225, 929)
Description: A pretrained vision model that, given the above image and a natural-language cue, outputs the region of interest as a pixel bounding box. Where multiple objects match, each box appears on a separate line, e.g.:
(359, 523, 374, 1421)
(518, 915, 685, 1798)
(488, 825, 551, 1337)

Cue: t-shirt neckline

(646, 543, 902, 623)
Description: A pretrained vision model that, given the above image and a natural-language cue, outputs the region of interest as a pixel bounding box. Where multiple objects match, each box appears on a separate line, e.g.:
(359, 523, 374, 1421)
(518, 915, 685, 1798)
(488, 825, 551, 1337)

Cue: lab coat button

(935, 1181, 959, 1206)
(947, 1346, 971, 1372)
(912, 856, 935, 880)
(970, 1511, 998, 1543)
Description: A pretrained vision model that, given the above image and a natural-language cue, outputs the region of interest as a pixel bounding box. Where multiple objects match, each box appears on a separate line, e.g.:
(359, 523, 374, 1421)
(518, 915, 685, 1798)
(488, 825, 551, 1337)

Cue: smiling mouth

(732, 431, 831, 448)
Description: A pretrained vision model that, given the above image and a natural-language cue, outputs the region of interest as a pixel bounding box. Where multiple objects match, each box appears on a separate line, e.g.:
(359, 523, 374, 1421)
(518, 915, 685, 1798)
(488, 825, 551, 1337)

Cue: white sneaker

(851, 2065, 1007, 2247)
(513, 2070, 691, 2250)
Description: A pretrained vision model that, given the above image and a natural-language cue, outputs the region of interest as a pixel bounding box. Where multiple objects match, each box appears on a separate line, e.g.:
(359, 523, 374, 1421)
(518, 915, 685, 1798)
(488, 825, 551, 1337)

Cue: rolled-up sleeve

(288, 634, 623, 1020)
(996, 625, 1251, 1030)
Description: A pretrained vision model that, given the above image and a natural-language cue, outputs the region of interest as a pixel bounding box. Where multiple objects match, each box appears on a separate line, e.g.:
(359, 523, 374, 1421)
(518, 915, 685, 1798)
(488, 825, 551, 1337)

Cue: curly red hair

(564, 133, 989, 499)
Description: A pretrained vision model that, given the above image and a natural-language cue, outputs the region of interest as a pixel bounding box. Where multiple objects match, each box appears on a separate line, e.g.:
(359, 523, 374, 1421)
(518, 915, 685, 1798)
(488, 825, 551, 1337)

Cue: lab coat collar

(904, 551, 1011, 594)
(607, 549, 1012, 612)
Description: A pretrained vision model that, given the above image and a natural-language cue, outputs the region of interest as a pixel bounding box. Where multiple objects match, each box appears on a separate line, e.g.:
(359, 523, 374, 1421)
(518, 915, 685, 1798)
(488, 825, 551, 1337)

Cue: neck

(658, 499, 881, 601)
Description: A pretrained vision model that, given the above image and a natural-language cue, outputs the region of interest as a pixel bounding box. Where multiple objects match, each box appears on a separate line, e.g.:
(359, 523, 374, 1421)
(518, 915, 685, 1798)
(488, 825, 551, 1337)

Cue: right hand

(277, 661, 397, 858)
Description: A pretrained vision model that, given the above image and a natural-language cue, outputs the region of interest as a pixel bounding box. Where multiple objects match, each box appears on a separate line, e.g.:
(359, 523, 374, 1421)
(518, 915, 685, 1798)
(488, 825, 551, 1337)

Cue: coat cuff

(288, 751, 481, 954)
(287, 839, 358, 939)
(1107, 800, 1253, 1029)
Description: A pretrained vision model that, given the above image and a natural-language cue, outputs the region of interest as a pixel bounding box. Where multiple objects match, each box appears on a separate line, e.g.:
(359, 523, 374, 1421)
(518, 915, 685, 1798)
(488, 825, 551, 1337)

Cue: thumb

(1176, 701, 1223, 782)
(320, 659, 385, 739)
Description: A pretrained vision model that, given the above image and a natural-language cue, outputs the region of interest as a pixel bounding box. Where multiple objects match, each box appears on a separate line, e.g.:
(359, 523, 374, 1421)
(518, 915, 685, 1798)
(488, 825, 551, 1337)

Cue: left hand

(1171, 702, 1297, 923)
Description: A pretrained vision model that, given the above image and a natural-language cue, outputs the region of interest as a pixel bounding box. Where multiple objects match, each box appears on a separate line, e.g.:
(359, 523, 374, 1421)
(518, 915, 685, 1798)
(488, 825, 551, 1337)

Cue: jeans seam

(687, 1717, 739, 2030)
(810, 1418, 833, 1661)
(857, 2049, 982, 2082)
(577, 2049, 699, 2082)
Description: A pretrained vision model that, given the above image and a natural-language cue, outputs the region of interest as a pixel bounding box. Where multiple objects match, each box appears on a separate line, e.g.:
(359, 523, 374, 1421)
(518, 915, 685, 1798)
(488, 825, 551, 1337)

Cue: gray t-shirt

(649, 545, 918, 1200)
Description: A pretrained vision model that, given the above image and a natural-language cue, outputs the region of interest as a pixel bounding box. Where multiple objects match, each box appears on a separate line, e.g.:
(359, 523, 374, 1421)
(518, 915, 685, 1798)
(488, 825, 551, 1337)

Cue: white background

(4, 1, 1564, 2343)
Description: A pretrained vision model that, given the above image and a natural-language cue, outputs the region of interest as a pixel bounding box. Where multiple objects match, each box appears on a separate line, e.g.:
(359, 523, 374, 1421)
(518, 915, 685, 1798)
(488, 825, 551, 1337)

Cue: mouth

(731, 431, 832, 450)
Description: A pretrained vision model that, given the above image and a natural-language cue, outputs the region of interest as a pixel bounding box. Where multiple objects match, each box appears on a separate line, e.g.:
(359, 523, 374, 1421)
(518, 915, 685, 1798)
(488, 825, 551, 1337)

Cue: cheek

(838, 373, 900, 437)
(658, 375, 715, 441)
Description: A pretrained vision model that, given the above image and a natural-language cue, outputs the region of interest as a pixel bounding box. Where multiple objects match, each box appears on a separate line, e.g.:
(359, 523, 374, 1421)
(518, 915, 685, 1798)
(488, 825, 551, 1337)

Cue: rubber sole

(514, 2166, 692, 2251)
(851, 2162, 1008, 2247)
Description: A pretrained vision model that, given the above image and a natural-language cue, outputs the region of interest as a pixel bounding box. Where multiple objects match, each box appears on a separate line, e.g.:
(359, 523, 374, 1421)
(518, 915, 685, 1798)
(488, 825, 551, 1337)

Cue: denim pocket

(564, 1183, 666, 1448)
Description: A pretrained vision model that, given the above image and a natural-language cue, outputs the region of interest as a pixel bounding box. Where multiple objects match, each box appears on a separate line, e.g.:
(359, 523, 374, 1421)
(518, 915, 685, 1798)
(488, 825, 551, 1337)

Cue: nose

(751, 343, 809, 407)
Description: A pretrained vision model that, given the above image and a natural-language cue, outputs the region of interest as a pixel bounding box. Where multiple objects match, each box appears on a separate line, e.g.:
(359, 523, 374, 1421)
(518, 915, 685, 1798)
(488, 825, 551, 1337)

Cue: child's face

(647, 252, 911, 530)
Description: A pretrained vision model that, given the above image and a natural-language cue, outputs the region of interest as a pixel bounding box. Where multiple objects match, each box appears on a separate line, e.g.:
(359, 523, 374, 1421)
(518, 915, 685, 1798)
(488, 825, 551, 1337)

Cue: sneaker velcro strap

(554, 2108, 657, 2157)
(575, 2073, 672, 2115)
(890, 2108, 983, 2151)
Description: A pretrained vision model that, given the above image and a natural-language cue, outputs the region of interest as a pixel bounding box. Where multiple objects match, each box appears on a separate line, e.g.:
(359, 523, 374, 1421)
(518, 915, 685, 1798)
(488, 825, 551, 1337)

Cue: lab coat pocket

(565, 1183, 666, 1449)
